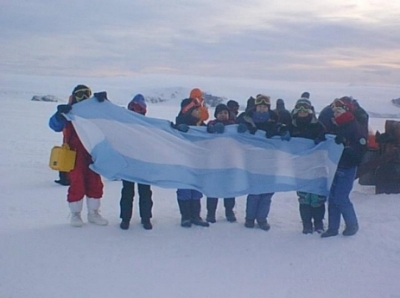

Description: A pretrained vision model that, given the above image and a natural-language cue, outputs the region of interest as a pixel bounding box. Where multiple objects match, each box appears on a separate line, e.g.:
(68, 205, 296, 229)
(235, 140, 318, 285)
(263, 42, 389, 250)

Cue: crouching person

(48, 85, 108, 227)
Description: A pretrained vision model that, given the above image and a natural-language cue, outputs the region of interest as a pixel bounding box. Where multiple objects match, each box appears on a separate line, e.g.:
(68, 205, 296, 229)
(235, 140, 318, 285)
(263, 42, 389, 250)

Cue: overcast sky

(1, 0, 399, 84)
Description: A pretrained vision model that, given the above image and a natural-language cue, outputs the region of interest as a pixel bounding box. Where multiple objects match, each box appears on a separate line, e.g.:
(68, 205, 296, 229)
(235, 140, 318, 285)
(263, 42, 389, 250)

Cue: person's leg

(177, 189, 192, 227)
(138, 183, 153, 230)
(206, 197, 218, 223)
(299, 204, 313, 234)
(224, 197, 236, 222)
(190, 191, 209, 227)
(245, 195, 259, 228)
(119, 180, 135, 229)
(256, 193, 273, 231)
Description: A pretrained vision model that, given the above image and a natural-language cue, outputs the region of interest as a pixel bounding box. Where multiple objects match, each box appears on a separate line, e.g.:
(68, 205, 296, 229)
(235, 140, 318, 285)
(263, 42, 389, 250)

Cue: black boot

(178, 200, 192, 228)
(321, 229, 339, 238)
(141, 218, 153, 230)
(55, 171, 70, 186)
(244, 219, 255, 228)
(312, 204, 325, 233)
(257, 220, 271, 231)
(190, 200, 209, 227)
(120, 220, 130, 230)
(224, 198, 236, 222)
(206, 197, 217, 223)
(342, 224, 359, 236)
(299, 204, 313, 234)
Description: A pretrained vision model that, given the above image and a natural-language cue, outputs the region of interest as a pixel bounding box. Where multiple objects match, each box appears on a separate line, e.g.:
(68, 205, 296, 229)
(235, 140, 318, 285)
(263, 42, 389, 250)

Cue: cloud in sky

(1, 0, 400, 83)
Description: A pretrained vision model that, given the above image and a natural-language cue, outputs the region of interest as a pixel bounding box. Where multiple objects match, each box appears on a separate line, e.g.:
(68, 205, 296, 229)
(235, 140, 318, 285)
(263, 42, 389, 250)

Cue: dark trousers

(120, 180, 153, 221)
(206, 197, 235, 214)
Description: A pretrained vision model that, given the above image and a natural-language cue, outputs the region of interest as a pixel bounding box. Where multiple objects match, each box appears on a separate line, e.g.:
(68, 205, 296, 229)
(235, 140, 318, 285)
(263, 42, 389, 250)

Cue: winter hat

(331, 96, 355, 112)
(227, 100, 239, 109)
(181, 97, 201, 115)
(72, 84, 92, 103)
(301, 92, 310, 99)
(255, 94, 271, 106)
(214, 103, 230, 118)
(128, 94, 147, 115)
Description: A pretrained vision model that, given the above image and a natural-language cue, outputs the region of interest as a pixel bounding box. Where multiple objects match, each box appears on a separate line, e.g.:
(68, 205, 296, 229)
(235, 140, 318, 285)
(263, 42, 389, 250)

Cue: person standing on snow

(321, 97, 367, 238)
(171, 97, 210, 228)
(205, 103, 237, 223)
(288, 98, 327, 234)
(48, 85, 108, 227)
(119, 94, 154, 230)
(236, 94, 290, 231)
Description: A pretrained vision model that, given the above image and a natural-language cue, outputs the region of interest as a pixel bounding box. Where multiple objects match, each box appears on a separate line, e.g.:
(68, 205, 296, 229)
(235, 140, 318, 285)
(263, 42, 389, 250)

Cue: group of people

(49, 85, 368, 238)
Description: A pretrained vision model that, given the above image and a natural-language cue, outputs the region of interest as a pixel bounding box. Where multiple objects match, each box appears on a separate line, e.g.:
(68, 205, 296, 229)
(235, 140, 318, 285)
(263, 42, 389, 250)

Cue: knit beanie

(214, 103, 230, 118)
(128, 94, 147, 114)
(227, 100, 239, 108)
(301, 92, 310, 99)
(190, 88, 203, 101)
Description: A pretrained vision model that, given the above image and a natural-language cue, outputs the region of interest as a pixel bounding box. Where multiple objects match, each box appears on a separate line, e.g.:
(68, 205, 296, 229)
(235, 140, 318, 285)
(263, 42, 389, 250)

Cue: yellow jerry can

(49, 143, 76, 172)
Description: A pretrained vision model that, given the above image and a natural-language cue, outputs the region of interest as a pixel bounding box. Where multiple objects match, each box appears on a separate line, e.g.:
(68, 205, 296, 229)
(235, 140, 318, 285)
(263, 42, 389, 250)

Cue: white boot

(87, 198, 108, 226)
(69, 200, 84, 227)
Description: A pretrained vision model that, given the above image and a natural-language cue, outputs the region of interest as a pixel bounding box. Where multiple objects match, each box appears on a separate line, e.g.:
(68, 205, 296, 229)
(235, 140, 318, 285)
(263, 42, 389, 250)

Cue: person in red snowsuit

(49, 85, 108, 227)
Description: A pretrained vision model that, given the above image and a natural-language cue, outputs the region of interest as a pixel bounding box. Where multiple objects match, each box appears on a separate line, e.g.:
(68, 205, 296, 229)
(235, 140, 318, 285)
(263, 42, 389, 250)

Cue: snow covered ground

(1, 74, 400, 298)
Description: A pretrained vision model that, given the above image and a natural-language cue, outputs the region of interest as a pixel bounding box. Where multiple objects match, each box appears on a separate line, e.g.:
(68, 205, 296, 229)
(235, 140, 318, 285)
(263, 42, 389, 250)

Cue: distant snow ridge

(31, 95, 61, 102)
(143, 87, 226, 107)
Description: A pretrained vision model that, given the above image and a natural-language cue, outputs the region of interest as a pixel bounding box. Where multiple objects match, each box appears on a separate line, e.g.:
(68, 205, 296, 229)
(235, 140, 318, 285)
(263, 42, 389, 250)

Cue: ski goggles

(181, 97, 201, 114)
(255, 95, 270, 105)
(128, 102, 147, 115)
(331, 97, 352, 111)
(293, 101, 313, 114)
(73, 88, 92, 102)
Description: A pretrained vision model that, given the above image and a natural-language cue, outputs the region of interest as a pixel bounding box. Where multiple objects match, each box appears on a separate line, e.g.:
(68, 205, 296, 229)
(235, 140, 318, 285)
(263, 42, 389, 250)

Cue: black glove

(207, 124, 215, 133)
(214, 122, 225, 133)
(94, 91, 107, 102)
(314, 132, 327, 144)
(334, 134, 345, 145)
(277, 124, 288, 136)
(171, 122, 189, 133)
(265, 129, 275, 138)
(237, 123, 248, 133)
(248, 126, 257, 135)
(57, 104, 72, 114)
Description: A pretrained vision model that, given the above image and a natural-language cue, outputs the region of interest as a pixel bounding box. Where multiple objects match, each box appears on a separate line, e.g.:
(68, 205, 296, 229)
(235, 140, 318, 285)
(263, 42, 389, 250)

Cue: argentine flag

(65, 98, 343, 198)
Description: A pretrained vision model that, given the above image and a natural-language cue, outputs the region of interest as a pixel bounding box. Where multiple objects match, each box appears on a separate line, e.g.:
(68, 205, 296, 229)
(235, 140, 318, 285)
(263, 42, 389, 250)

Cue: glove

(265, 129, 275, 138)
(277, 124, 288, 135)
(280, 131, 291, 141)
(94, 91, 107, 102)
(207, 124, 215, 133)
(171, 122, 190, 133)
(248, 126, 257, 135)
(237, 123, 248, 133)
(334, 134, 345, 145)
(57, 104, 72, 114)
(314, 132, 327, 144)
(214, 122, 225, 133)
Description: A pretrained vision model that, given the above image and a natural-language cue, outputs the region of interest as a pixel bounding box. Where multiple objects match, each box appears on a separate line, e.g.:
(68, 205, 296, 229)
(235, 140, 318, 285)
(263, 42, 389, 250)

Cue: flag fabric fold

(66, 98, 343, 197)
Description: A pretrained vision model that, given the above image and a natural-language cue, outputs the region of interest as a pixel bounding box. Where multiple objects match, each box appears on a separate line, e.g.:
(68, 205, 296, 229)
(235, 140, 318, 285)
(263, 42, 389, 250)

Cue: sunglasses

(182, 98, 201, 114)
(255, 96, 270, 105)
(74, 88, 92, 102)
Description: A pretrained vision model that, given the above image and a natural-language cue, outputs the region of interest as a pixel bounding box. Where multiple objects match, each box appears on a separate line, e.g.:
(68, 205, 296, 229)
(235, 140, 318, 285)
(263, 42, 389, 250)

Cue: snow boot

(321, 229, 339, 238)
(312, 204, 325, 233)
(206, 197, 217, 223)
(69, 200, 84, 227)
(244, 219, 255, 228)
(224, 198, 236, 222)
(178, 200, 192, 228)
(342, 224, 359, 236)
(120, 220, 130, 230)
(190, 200, 209, 227)
(87, 198, 108, 226)
(141, 218, 153, 230)
(300, 204, 313, 234)
(257, 220, 271, 231)
(55, 171, 70, 186)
